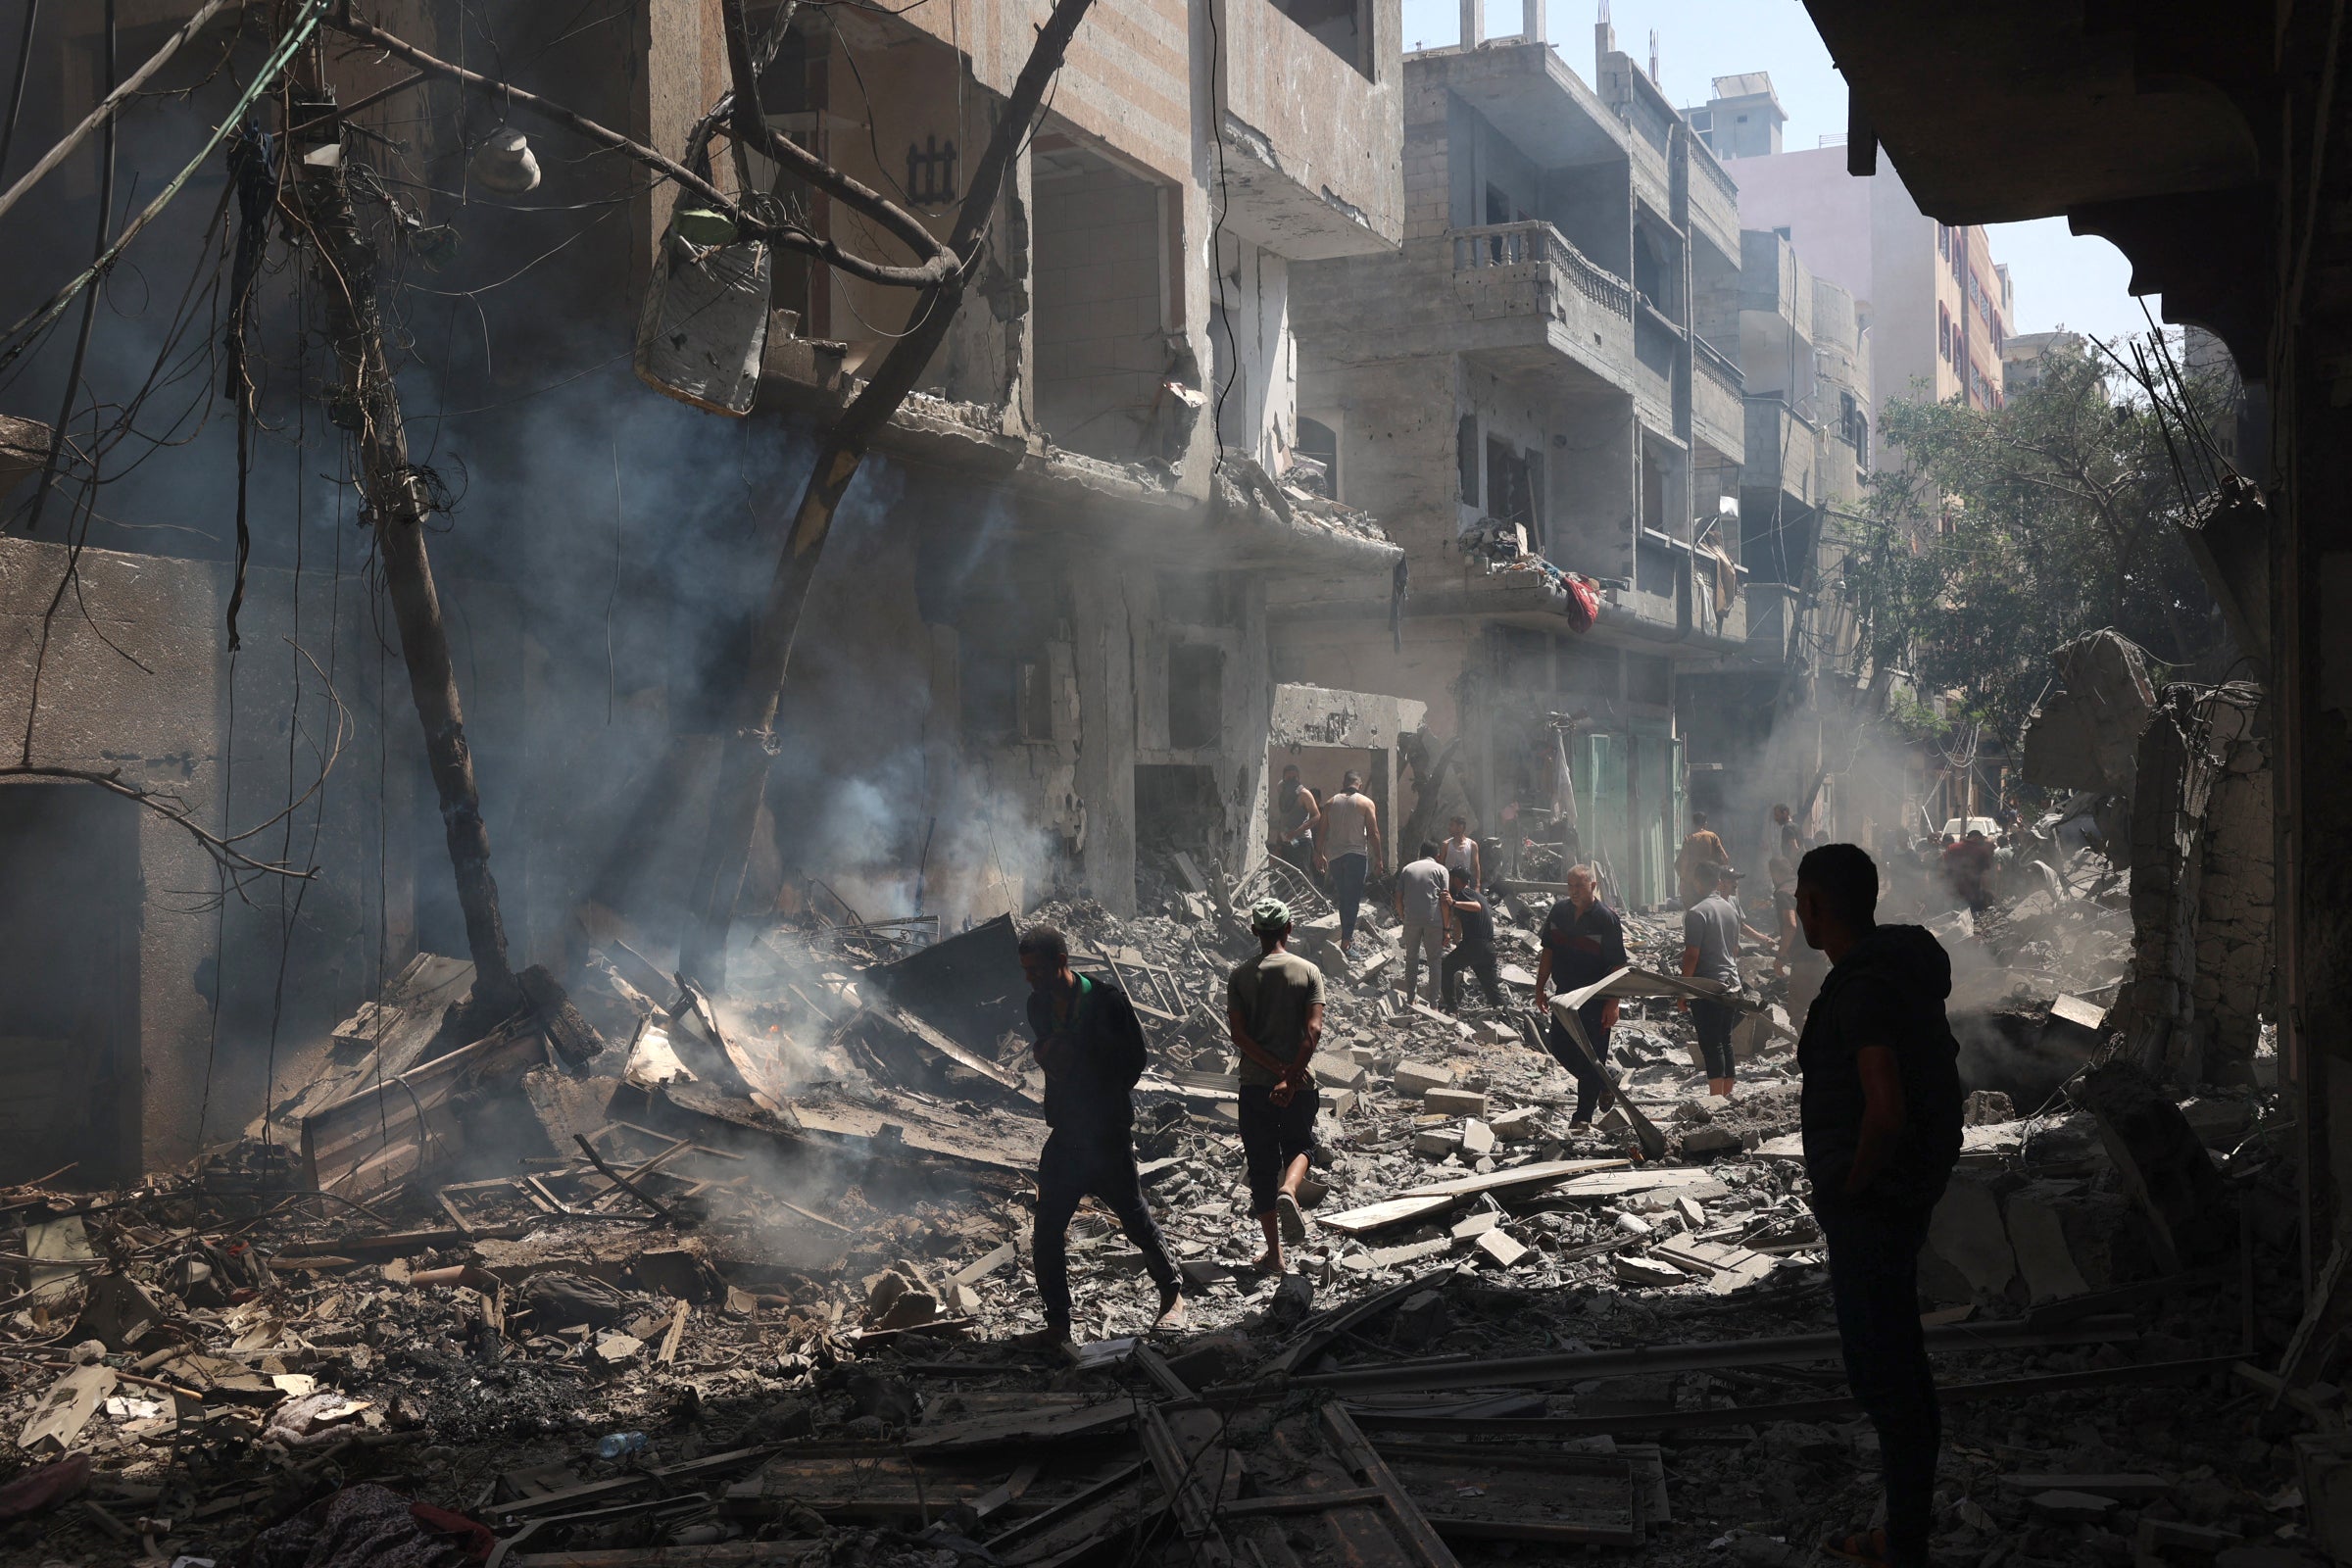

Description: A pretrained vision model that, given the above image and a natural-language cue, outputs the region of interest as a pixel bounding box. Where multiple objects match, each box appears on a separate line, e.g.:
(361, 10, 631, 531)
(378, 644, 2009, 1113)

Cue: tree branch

(325, 10, 956, 290)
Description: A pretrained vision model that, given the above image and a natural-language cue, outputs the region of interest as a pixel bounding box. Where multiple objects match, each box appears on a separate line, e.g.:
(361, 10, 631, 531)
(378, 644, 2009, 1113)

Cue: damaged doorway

(0, 782, 140, 1185)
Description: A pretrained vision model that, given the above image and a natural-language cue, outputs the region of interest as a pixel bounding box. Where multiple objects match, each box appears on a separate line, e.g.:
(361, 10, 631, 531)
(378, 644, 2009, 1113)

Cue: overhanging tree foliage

(1835, 339, 2235, 750)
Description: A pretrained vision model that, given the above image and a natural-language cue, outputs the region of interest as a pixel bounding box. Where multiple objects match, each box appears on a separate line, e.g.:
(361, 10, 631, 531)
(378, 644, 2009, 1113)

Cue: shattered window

(1486, 437, 1535, 534)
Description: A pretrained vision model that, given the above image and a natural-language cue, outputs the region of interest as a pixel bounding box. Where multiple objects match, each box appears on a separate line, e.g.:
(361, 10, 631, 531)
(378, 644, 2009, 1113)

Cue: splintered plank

(1400, 1157, 1631, 1200)
(904, 1399, 1134, 1452)
(720, 1450, 1006, 1523)
(1371, 1439, 1643, 1545)
(1318, 1194, 1461, 1237)
(1540, 1167, 1729, 1201)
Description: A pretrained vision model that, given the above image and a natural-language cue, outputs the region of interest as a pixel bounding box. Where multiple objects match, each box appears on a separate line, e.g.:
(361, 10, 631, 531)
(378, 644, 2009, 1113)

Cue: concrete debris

(2021, 628, 2159, 795)
(0, 850, 2315, 1567)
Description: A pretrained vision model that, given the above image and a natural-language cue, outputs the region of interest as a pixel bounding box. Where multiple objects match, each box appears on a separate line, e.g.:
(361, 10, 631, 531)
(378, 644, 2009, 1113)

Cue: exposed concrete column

(1071, 560, 1138, 915)
(1521, 0, 1545, 44)
(2192, 695, 2274, 1084)
(1460, 0, 1484, 48)
(630, 0, 704, 295)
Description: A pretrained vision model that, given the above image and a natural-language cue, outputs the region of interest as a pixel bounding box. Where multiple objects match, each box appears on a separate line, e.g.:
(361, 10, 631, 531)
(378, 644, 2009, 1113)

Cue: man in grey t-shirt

(1394, 841, 1449, 1007)
(1680, 862, 1745, 1097)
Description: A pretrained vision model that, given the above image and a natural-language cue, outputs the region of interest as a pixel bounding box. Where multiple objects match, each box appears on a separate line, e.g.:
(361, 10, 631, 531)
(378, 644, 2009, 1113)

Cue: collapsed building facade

(0, 0, 1416, 1175)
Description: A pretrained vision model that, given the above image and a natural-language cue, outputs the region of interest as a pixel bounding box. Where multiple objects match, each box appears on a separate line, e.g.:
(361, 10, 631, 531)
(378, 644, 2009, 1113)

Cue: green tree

(1834, 337, 2232, 750)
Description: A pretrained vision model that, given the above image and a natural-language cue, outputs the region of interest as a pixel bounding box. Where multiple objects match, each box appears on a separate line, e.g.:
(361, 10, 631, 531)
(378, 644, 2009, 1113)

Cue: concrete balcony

(1816, 424, 1868, 510)
(1744, 394, 1819, 509)
(1692, 336, 1743, 462)
(1215, 0, 1403, 260)
(1446, 220, 1636, 391)
(1683, 139, 1741, 267)
(1744, 582, 1801, 660)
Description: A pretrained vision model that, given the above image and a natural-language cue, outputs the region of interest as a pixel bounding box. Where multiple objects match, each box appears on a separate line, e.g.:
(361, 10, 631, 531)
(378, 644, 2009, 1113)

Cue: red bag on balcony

(1561, 573, 1599, 633)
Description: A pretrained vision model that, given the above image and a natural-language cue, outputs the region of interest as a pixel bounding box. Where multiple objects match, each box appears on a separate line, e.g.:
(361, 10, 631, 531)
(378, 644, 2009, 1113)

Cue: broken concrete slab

(1491, 1105, 1542, 1141)
(2004, 1187, 2091, 1303)
(1422, 1088, 1489, 1118)
(1474, 1229, 1529, 1268)
(1925, 1178, 2017, 1300)
(2077, 1060, 2234, 1270)
(1394, 1060, 1454, 1097)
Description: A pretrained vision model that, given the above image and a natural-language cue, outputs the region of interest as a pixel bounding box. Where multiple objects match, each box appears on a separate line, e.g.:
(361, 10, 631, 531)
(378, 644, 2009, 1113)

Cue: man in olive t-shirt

(1227, 898, 1326, 1272)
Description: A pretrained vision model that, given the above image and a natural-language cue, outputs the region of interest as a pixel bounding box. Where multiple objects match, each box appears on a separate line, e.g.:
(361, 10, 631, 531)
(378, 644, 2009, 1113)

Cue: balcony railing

(1694, 334, 1742, 396)
(1450, 220, 1635, 318)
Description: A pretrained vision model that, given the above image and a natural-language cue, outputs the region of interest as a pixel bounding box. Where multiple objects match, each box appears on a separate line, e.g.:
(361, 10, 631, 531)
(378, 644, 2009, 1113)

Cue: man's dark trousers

(1546, 1006, 1612, 1122)
(1032, 1127, 1178, 1331)
(1820, 1200, 1939, 1567)
(1442, 938, 1502, 1009)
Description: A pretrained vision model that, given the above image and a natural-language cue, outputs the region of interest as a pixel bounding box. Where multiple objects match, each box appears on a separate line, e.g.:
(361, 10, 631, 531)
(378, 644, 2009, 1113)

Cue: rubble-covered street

(0, 854, 2316, 1567)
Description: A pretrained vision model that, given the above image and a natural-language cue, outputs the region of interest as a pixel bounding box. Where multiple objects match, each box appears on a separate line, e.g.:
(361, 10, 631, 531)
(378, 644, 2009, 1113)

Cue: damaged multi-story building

(1269, 11, 1872, 894)
(0, 0, 1420, 1177)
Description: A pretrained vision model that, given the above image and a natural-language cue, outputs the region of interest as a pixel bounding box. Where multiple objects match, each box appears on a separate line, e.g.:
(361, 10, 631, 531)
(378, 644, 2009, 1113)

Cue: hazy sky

(1396, 0, 2155, 341)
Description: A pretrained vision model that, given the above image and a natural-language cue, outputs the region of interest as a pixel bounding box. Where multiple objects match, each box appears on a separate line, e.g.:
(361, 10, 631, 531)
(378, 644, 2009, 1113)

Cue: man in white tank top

(1314, 770, 1383, 952)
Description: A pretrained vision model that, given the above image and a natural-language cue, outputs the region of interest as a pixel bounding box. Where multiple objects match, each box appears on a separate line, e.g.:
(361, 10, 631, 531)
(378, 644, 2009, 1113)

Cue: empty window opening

(1456, 414, 1481, 506)
(1485, 436, 1539, 544)
(1135, 764, 1223, 852)
(1268, 0, 1371, 78)
(1295, 416, 1340, 500)
(1168, 644, 1225, 751)
(1626, 652, 1672, 707)
(1032, 135, 1176, 463)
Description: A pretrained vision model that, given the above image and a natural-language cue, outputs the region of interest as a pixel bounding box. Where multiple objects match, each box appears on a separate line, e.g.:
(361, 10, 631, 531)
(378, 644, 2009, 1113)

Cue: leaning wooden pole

(675, 0, 1100, 987)
(287, 52, 519, 1018)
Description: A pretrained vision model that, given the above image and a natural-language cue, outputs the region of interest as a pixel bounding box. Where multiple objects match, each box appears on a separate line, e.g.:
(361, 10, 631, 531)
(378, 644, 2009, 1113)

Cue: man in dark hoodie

(1017, 925, 1186, 1350)
(1793, 844, 1965, 1568)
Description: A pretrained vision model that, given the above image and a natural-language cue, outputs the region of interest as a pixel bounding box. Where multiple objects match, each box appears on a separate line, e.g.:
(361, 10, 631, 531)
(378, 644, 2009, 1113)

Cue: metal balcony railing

(1450, 220, 1635, 318)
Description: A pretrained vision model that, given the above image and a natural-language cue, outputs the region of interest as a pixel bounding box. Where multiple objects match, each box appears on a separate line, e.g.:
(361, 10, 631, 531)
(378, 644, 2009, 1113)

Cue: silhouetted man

(1226, 898, 1326, 1274)
(1534, 863, 1626, 1127)
(1017, 925, 1185, 1350)
(1793, 844, 1964, 1568)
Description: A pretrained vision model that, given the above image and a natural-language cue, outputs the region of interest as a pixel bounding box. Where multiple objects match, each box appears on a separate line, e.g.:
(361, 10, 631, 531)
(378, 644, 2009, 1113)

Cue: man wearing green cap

(1226, 898, 1326, 1272)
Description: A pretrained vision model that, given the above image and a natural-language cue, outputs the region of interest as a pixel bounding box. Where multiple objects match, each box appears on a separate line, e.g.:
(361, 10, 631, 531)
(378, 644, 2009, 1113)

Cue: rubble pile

(0, 867, 2332, 1565)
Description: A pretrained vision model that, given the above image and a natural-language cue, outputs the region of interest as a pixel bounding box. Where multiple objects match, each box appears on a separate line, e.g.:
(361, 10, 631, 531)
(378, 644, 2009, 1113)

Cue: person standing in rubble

(1675, 810, 1729, 907)
(1015, 925, 1186, 1348)
(1680, 862, 1745, 1097)
(1443, 814, 1483, 892)
(1943, 827, 1997, 915)
(1269, 762, 1321, 880)
(1533, 864, 1627, 1128)
(1440, 864, 1504, 1010)
(1314, 770, 1383, 955)
(1225, 899, 1326, 1273)
(1791, 844, 1964, 1568)
(1394, 840, 1450, 1007)
(1768, 826, 1803, 977)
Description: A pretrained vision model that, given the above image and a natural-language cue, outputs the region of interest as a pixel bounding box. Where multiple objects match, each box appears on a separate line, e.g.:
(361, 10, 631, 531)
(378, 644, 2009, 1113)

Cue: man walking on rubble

(1270, 762, 1321, 880)
(1226, 899, 1326, 1273)
(1395, 840, 1450, 1007)
(1680, 862, 1746, 1098)
(1533, 863, 1627, 1128)
(1016, 925, 1186, 1349)
(1441, 864, 1504, 1010)
(1314, 770, 1383, 955)
(1793, 844, 1964, 1568)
